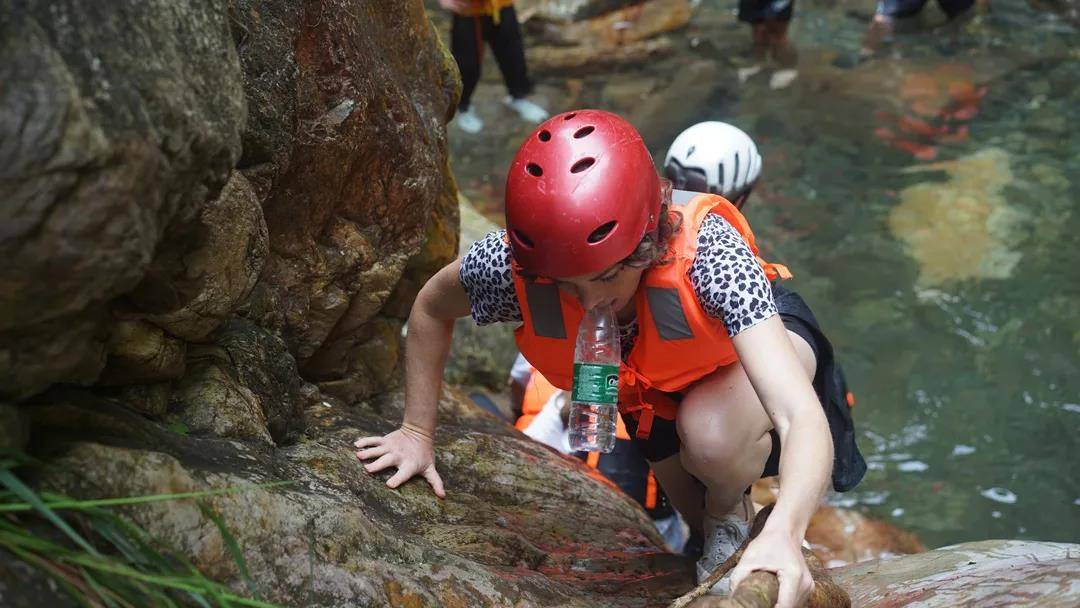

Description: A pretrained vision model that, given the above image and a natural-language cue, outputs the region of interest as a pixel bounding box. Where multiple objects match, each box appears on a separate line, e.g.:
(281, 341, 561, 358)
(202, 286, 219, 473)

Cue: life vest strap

(586, 451, 601, 469)
(645, 470, 658, 510)
(619, 378, 680, 441)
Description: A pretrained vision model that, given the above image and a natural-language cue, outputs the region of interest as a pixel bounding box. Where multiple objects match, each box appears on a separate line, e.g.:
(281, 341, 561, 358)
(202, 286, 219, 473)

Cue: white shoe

(696, 513, 751, 596)
(769, 68, 799, 90)
(455, 107, 483, 134)
(503, 96, 549, 123)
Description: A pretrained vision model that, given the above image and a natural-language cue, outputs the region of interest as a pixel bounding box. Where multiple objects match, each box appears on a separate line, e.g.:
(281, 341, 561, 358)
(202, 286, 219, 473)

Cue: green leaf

(0, 470, 99, 556)
(199, 502, 261, 601)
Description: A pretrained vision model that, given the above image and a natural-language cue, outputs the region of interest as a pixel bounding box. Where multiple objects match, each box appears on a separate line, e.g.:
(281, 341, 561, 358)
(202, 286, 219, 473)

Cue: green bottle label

(571, 363, 619, 404)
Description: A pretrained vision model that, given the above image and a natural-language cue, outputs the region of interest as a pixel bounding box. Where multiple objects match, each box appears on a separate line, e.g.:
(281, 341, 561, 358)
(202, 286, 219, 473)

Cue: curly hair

(621, 179, 683, 269)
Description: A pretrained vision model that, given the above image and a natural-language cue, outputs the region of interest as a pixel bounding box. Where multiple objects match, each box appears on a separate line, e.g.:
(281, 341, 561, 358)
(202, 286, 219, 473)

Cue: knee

(676, 398, 757, 476)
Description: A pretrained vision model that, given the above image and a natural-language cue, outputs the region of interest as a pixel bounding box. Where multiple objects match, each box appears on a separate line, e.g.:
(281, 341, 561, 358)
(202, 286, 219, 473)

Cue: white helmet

(663, 121, 762, 204)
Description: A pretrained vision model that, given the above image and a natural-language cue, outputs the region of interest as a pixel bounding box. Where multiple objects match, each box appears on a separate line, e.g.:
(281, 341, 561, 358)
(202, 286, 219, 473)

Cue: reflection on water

(447, 0, 1079, 547)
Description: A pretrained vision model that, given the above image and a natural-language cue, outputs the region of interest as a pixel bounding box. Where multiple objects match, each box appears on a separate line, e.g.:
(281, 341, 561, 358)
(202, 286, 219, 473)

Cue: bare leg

(861, 14, 896, 58)
(650, 453, 706, 534)
(767, 20, 798, 68)
(677, 330, 817, 520)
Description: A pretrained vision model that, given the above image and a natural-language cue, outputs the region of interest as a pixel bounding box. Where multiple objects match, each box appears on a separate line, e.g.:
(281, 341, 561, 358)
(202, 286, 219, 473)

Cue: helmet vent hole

(512, 229, 535, 248)
(570, 158, 595, 173)
(587, 221, 617, 244)
(573, 126, 594, 139)
(538, 130, 551, 142)
(526, 163, 543, 177)
(564, 112, 577, 120)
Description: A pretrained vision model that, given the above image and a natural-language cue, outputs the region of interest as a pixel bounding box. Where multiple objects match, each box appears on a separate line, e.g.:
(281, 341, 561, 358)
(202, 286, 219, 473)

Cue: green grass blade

(0, 481, 295, 513)
(199, 501, 261, 601)
(0, 469, 100, 556)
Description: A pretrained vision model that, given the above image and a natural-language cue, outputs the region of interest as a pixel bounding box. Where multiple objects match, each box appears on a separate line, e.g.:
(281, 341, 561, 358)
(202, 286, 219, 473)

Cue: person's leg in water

(861, 0, 929, 57)
(738, 0, 797, 86)
(450, 13, 486, 133)
(676, 329, 817, 593)
(490, 6, 549, 123)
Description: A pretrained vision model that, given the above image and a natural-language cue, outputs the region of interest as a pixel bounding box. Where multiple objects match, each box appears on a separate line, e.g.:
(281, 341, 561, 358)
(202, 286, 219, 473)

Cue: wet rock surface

(27, 389, 690, 607)
(0, 0, 245, 399)
(831, 539, 1080, 606)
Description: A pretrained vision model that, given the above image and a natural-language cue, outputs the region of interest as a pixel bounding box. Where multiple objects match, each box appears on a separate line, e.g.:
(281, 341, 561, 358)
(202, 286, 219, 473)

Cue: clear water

(569, 402, 619, 453)
(715, 2, 1080, 548)
(447, 0, 1079, 548)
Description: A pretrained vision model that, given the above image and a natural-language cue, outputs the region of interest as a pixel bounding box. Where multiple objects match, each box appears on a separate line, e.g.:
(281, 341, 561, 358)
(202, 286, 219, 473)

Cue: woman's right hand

(354, 427, 446, 498)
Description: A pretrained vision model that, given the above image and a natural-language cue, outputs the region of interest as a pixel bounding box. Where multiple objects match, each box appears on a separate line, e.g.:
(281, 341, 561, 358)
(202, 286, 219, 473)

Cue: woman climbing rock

(355, 110, 864, 608)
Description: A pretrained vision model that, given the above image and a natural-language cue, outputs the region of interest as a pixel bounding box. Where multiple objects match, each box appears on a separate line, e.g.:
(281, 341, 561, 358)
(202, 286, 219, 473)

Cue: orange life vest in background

(512, 194, 790, 439)
(515, 366, 630, 440)
(457, 0, 515, 21)
(514, 367, 657, 509)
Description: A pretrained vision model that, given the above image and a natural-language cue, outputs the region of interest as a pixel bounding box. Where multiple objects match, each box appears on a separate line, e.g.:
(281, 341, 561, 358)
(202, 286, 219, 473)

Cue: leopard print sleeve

(458, 230, 523, 325)
(687, 213, 778, 337)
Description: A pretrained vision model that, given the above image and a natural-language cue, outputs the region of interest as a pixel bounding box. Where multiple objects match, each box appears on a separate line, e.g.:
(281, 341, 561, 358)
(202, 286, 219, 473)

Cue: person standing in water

(437, 0, 550, 134)
(734, 0, 800, 88)
(859, 0, 983, 60)
(355, 110, 864, 606)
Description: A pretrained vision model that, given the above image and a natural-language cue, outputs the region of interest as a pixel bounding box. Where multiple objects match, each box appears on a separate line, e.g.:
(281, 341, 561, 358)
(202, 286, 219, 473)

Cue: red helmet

(505, 109, 661, 278)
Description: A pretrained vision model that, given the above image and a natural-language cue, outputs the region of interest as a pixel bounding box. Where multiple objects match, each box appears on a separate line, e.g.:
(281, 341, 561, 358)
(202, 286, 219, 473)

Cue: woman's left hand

(729, 527, 813, 608)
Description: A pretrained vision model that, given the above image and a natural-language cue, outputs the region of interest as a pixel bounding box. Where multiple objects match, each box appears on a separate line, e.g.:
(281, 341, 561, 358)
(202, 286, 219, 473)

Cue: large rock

(517, 0, 646, 22)
(167, 318, 306, 446)
(145, 171, 269, 342)
(27, 388, 690, 607)
(832, 539, 1080, 606)
(751, 478, 927, 568)
(0, 403, 28, 454)
(98, 320, 187, 386)
(0, 1, 245, 399)
(236, 0, 460, 403)
(523, 0, 691, 72)
(530, 0, 693, 47)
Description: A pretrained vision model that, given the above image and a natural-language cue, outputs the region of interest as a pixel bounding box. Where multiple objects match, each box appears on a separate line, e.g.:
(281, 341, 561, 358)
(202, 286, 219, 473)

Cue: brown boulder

(0, 1, 245, 399)
(98, 320, 187, 386)
(806, 506, 927, 567)
(145, 171, 268, 342)
(240, 0, 460, 398)
(27, 387, 690, 606)
(832, 539, 1080, 606)
(751, 478, 926, 567)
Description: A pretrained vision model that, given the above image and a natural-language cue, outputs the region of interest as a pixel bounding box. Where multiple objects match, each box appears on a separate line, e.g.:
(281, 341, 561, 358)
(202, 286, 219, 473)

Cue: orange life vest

(511, 193, 791, 440)
(457, 0, 515, 21)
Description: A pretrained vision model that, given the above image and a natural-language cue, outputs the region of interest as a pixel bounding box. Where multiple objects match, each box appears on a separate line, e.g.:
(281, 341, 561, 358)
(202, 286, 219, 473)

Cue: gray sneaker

(455, 107, 483, 134)
(503, 96, 549, 123)
(696, 513, 751, 596)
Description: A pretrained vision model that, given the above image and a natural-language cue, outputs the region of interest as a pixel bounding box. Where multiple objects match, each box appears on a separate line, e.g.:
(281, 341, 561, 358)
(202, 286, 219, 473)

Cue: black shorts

(876, 0, 975, 19)
(738, 0, 795, 24)
(622, 283, 866, 492)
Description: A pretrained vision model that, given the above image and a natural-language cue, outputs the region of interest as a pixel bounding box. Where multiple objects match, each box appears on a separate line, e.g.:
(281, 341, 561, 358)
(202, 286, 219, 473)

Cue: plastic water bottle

(568, 305, 621, 453)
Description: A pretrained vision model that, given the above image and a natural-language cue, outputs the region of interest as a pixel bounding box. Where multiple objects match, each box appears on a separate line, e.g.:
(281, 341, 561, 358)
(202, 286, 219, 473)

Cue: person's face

(552, 260, 645, 315)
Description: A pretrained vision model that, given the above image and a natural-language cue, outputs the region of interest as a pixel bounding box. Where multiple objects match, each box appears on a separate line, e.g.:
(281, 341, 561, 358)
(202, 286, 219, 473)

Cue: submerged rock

(888, 148, 1026, 286)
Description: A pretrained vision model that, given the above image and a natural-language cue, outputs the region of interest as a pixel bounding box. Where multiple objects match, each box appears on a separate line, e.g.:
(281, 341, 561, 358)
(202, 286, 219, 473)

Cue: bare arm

(354, 259, 472, 497)
(729, 315, 833, 608)
(402, 259, 473, 432)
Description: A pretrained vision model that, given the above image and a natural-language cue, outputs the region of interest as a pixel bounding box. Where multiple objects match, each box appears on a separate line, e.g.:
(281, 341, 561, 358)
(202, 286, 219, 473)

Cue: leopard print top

(459, 213, 778, 340)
